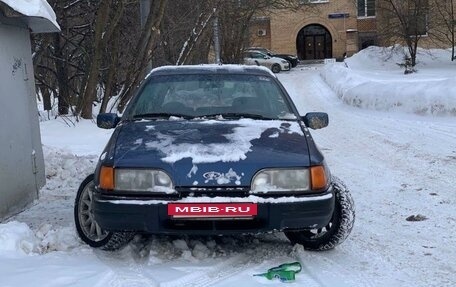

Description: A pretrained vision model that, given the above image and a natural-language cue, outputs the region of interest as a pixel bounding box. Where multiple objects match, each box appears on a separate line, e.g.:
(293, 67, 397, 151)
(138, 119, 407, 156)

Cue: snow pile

(35, 224, 80, 253)
(0, 147, 96, 258)
(0, 0, 60, 29)
(321, 46, 456, 116)
(0, 222, 38, 256)
(43, 147, 97, 190)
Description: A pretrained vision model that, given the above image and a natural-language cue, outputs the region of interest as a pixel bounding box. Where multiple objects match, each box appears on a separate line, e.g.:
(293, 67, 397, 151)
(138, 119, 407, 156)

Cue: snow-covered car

(243, 50, 290, 73)
(74, 65, 355, 251)
(246, 47, 299, 68)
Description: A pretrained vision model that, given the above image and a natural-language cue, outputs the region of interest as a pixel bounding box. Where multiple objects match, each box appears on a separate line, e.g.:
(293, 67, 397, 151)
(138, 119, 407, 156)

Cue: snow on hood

(144, 119, 303, 164)
(0, 0, 60, 31)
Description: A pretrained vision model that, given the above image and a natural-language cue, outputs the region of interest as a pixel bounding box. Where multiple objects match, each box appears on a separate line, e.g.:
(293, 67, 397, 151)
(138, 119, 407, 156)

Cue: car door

(243, 52, 255, 65)
(251, 52, 272, 68)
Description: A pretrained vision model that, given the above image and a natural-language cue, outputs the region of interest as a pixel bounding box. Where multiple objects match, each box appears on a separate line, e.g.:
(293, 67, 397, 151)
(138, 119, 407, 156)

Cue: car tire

(271, 64, 281, 73)
(74, 174, 134, 251)
(284, 176, 355, 251)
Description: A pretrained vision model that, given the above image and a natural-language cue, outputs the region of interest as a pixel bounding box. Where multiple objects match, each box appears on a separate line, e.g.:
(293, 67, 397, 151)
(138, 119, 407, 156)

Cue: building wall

(251, 2, 358, 59)
(0, 22, 45, 220)
(250, 1, 453, 60)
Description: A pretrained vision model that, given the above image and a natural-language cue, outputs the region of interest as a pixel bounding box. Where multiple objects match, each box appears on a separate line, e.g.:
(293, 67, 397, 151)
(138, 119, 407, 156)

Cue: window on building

(357, 0, 375, 17)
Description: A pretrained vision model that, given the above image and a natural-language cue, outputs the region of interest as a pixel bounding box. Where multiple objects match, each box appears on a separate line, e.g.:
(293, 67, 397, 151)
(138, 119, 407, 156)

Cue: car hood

(112, 119, 310, 187)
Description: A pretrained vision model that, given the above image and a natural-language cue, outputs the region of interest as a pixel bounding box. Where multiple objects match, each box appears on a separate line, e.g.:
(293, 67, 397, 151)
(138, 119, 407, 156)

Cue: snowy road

(2, 66, 455, 287)
(280, 66, 456, 286)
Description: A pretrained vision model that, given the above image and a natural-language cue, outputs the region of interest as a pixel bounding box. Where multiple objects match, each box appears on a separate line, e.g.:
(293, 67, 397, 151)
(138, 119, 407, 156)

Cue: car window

(252, 52, 265, 59)
(126, 74, 294, 120)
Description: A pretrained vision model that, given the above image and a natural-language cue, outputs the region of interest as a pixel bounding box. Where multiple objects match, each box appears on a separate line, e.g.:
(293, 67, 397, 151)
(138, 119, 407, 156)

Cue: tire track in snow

(159, 254, 249, 287)
(279, 67, 456, 286)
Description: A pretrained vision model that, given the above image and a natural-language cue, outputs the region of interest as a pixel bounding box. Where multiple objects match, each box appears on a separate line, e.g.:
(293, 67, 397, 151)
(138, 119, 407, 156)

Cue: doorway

(297, 24, 332, 60)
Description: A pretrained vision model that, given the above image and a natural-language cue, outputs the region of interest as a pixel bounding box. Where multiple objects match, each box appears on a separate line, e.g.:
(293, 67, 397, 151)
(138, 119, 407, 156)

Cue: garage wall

(0, 22, 45, 220)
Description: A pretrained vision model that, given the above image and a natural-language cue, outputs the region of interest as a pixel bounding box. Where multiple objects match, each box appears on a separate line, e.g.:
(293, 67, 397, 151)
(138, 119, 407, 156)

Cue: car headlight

(250, 166, 328, 194)
(281, 60, 288, 64)
(114, 169, 175, 193)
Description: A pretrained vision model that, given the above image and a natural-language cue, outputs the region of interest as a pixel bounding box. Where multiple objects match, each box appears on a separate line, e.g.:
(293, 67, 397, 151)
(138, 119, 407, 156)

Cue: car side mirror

(302, 112, 329, 129)
(264, 56, 270, 59)
(97, 113, 120, 129)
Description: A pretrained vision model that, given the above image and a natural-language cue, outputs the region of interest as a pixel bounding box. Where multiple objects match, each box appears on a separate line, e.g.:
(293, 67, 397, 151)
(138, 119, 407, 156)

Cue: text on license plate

(168, 203, 257, 218)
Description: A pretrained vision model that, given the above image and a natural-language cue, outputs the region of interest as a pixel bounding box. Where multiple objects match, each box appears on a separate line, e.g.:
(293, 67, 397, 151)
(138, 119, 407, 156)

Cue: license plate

(168, 203, 257, 218)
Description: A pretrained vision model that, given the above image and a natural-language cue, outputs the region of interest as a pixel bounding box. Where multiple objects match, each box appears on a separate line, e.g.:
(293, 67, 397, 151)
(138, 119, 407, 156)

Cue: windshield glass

(125, 74, 295, 120)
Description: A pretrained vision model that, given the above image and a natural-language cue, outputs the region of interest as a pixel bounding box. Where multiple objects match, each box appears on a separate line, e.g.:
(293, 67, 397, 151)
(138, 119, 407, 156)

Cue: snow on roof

(0, 0, 60, 32)
(148, 64, 276, 78)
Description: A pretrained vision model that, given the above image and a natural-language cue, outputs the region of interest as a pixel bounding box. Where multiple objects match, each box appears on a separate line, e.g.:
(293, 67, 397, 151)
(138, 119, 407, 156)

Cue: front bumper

(281, 63, 291, 71)
(93, 190, 335, 235)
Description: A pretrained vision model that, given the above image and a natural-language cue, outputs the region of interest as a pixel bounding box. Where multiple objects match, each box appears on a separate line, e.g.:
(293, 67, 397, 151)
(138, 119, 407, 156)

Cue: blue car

(74, 65, 355, 251)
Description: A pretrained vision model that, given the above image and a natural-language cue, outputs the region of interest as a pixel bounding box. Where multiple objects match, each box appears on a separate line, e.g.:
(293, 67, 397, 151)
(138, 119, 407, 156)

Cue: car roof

(147, 64, 275, 78)
(246, 47, 269, 51)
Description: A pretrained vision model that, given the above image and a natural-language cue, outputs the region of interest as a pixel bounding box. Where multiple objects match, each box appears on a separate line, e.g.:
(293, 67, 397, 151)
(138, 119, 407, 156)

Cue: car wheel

(74, 174, 134, 251)
(271, 64, 281, 73)
(284, 176, 355, 251)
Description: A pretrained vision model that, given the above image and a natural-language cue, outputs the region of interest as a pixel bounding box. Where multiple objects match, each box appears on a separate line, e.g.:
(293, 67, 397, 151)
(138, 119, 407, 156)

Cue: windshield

(125, 74, 296, 120)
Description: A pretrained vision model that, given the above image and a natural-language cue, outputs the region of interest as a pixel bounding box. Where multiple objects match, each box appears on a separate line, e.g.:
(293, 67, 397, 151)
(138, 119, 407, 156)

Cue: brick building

(249, 0, 449, 61)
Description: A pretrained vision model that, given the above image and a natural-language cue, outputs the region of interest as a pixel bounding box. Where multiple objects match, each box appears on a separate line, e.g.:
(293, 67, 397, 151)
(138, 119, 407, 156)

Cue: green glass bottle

(254, 262, 302, 282)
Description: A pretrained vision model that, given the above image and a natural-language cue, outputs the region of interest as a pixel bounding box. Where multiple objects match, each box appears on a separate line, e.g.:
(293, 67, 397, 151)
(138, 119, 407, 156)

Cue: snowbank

(0, 146, 96, 258)
(0, 222, 37, 256)
(321, 46, 456, 116)
(0, 0, 60, 29)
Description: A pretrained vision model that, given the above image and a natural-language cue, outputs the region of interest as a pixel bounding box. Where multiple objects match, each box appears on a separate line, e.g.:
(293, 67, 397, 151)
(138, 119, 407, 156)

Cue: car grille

(176, 186, 250, 198)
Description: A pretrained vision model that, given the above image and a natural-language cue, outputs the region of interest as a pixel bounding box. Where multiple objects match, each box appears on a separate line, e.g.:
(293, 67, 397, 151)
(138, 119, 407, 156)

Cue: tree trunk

(100, 32, 119, 114)
(118, 0, 168, 112)
(80, 0, 112, 119)
(53, 34, 70, 115)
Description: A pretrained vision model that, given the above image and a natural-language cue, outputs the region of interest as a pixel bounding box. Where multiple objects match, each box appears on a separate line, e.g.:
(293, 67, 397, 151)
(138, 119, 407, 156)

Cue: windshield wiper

(132, 113, 194, 120)
(199, 113, 275, 120)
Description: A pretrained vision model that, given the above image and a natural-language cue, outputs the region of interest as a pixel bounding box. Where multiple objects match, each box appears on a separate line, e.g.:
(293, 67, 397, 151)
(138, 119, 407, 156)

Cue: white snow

(0, 0, 60, 29)
(1, 47, 455, 286)
(101, 193, 333, 205)
(321, 46, 456, 116)
(148, 64, 276, 78)
(145, 119, 302, 164)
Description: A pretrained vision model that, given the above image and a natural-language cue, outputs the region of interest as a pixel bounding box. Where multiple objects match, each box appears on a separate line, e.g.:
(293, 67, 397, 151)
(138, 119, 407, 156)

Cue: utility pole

(140, 0, 151, 27)
(213, 8, 221, 64)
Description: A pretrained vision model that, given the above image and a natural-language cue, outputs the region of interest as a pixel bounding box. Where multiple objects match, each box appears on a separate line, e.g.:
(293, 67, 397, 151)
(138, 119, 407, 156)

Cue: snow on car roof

(147, 64, 276, 78)
(0, 0, 60, 31)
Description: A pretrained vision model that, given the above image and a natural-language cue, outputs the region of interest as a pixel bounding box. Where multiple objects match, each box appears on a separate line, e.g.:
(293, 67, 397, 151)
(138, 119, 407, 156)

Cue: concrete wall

(0, 22, 45, 220)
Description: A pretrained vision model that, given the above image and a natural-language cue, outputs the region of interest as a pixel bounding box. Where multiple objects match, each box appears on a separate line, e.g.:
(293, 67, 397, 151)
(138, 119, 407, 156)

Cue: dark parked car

(74, 65, 355, 251)
(247, 47, 299, 67)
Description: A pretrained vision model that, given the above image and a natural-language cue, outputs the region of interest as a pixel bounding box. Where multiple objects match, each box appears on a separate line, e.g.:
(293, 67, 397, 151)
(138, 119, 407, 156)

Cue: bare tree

(32, 0, 308, 119)
(217, 0, 302, 64)
(377, 0, 430, 67)
(430, 0, 456, 60)
(117, 0, 168, 111)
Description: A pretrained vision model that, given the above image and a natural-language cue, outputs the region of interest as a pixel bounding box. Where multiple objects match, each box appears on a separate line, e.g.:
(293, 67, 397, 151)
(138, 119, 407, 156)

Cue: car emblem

(203, 171, 222, 181)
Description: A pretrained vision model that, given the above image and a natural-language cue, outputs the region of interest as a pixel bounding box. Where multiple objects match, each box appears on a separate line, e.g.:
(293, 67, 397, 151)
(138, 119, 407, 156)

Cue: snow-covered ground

(1, 49, 456, 286)
(321, 46, 456, 116)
